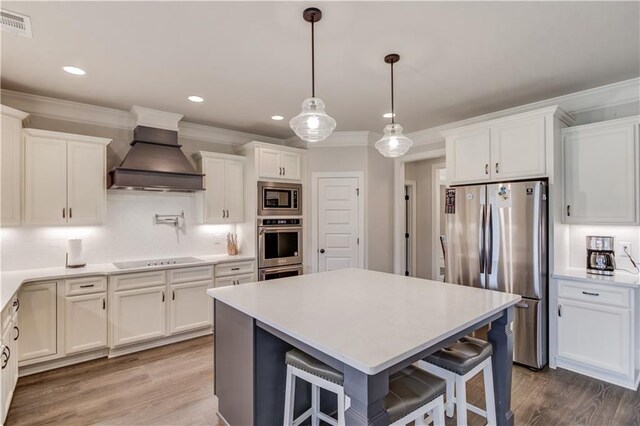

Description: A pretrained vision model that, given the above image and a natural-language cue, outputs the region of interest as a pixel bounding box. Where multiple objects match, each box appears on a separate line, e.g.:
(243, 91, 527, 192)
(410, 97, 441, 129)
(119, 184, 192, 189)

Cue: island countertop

(207, 268, 521, 375)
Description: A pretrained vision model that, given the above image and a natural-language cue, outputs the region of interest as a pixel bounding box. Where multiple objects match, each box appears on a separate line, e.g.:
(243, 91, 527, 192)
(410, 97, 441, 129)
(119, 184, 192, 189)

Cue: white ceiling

(1, 1, 638, 139)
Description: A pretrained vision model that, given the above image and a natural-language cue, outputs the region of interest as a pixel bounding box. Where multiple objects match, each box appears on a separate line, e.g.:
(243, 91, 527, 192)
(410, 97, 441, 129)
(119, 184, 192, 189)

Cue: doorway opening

(404, 181, 416, 277)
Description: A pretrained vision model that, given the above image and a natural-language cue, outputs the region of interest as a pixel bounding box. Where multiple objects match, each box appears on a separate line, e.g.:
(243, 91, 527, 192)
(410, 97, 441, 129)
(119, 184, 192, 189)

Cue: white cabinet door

(564, 123, 638, 224)
(281, 152, 301, 180)
(111, 287, 166, 347)
(18, 282, 57, 361)
(446, 128, 491, 184)
(490, 116, 546, 180)
(24, 136, 68, 225)
(258, 147, 282, 179)
(169, 281, 213, 334)
(1, 114, 22, 226)
(224, 159, 244, 222)
(67, 141, 105, 225)
(203, 156, 226, 223)
(557, 299, 631, 375)
(1, 321, 13, 423)
(214, 276, 235, 288)
(65, 293, 107, 355)
(235, 273, 256, 285)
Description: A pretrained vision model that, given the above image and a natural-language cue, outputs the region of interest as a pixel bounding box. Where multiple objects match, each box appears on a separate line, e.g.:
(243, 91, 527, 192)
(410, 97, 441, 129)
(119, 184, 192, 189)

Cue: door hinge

(356, 188, 360, 196)
(405, 233, 409, 239)
(405, 195, 409, 201)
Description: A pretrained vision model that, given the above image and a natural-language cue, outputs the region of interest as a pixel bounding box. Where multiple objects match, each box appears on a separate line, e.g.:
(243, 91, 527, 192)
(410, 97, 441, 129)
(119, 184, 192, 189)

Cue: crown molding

(561, 114, 640, 135)
(0, 104, 29, 120)
(1, 89, 134, 129)
(179, 121, 286, 146)
(23, 128, 112, 145)
(131, 106, 182, 131)
(408, 77, 640, 146)
(0, 89, 287, 146)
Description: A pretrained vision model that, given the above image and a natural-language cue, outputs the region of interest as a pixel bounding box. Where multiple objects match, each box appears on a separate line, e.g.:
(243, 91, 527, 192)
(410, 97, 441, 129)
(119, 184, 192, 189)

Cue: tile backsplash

(1, 192, 236, 271)
(568, 225, 640, 273)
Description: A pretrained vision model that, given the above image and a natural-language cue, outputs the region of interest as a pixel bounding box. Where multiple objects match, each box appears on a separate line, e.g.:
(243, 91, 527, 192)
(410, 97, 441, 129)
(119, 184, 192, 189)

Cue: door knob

(320, 249, 325, 253)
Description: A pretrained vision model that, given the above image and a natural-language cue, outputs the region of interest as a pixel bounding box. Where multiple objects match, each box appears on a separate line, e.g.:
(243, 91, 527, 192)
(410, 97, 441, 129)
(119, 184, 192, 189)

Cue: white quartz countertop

(553, 267, 640, 287)
(1, 254, 255, 312)
(207, 268, 521, 375)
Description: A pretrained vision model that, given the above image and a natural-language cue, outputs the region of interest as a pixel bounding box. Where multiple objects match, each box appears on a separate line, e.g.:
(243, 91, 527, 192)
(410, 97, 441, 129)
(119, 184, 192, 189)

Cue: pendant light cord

(311, 19, 315, 98)
(390, 61, 395, 124)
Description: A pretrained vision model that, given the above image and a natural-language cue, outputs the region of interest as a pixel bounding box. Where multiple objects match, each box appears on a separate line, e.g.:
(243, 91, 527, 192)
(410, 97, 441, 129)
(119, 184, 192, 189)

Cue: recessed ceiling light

(63, 66, 86, 75)
(188, 96, 204, 103)
(383, 112, 396, 119)
(271, 115, 284, 121)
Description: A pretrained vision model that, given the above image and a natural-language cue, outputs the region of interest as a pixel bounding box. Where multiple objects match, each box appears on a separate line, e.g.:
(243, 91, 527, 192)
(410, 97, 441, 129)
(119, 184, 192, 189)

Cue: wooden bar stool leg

(311, 384, 320, 426)
(283, 365, 296, 426)
(336, 388, 346, 426)
(434, 395, 446, 426)
(455, 374, 468, 426)
(483, 361, 497, 426)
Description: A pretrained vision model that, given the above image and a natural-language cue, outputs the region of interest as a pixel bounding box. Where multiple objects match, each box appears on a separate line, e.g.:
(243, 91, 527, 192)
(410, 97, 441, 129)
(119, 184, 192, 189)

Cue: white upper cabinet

(490, 116, 546, 180)
(563, 116, 639, 224)
(67, 141, 106, 225)
(445, 128, 491, 183)
(196, 152, 244, 224)
(24, 129, 110, 226)
(257, 147, 301, 181)
(444, 106, 572, 185)
(1, 106, 28, 226)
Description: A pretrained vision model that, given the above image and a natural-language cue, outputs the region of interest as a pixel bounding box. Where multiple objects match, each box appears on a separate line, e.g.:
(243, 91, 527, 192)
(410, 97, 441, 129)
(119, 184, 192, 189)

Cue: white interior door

(317, 177, 360, 272)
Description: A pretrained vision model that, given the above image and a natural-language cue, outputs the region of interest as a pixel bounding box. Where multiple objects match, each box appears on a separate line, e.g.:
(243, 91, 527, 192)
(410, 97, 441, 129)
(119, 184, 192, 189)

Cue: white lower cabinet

(555, 279, 637, 389)
(18, 282, 57, 362)
(169, 280, 213, 334)
(65, 293, 108, 355)
(111, 286, 167, 348)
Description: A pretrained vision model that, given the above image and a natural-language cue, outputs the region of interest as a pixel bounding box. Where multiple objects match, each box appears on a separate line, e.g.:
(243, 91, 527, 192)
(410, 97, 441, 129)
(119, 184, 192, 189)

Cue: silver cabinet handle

(495, 162, 499, 174)
(485, 164, 489, 175)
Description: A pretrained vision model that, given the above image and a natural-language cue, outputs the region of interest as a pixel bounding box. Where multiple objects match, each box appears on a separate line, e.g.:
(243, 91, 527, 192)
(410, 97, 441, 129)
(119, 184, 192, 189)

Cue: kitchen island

(207, 268, 521, 425)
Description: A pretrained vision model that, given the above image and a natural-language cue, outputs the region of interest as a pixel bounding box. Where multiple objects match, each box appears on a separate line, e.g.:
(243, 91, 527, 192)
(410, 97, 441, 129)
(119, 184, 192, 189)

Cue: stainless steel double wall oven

(257, 181, 304, 281)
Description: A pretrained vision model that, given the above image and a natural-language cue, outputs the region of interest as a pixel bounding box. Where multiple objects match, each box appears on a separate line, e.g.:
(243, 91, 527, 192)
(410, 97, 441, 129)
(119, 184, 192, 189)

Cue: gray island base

(208, 269, 521, 425)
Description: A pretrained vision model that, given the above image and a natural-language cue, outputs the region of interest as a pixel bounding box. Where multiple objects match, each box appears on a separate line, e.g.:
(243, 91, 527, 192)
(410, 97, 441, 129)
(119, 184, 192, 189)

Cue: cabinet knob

(320, 249, 325, 254)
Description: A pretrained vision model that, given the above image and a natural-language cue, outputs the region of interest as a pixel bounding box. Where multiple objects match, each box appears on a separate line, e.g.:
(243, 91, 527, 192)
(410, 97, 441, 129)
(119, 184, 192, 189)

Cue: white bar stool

(283, 348, 447, 426)
(416, 337, 497, 426)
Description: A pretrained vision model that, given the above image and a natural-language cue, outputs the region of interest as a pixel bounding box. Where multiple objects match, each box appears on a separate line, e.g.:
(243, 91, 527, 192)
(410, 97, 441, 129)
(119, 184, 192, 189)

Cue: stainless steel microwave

(257, 181, 302, 216)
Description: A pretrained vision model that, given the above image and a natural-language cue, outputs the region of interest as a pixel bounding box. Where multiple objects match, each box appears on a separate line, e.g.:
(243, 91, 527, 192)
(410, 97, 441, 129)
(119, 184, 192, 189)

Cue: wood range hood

(108, 107, 204, 192)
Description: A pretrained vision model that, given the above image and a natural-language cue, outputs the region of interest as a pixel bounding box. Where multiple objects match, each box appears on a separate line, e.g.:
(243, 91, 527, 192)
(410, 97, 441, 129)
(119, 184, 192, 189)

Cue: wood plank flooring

(6, 335, 640, 425)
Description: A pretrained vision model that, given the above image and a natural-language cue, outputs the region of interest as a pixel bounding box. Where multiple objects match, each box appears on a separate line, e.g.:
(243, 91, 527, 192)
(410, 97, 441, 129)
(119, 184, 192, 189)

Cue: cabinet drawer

(215, 261, 254, 278)
(111, 271, 167, 291)
(169, 266, 214, 284)
(558, 280, 630, 308)
(65, 277, 107, 296)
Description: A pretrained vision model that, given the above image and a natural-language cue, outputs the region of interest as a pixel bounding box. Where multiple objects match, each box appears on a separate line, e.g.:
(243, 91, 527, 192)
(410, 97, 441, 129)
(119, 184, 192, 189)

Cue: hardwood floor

(6, 335, 640, 425)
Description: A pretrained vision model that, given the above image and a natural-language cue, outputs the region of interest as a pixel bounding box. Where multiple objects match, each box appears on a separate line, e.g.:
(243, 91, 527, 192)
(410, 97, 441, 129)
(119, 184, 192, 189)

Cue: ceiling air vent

(1, 9, 32, 38)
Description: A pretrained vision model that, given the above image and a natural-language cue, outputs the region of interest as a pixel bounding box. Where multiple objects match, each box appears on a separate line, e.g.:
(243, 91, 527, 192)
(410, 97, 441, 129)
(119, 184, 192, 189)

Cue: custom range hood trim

(109, 107, 204, 192)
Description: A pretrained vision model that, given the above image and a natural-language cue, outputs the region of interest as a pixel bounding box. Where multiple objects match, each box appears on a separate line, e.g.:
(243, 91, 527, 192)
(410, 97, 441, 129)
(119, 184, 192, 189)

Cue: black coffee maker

(586, 236, 616, 276)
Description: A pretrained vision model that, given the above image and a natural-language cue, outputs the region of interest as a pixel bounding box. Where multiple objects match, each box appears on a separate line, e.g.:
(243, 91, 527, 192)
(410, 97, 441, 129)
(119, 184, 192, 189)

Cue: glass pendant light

(289, 7, 336, 143)
(375, 54, 413, 157)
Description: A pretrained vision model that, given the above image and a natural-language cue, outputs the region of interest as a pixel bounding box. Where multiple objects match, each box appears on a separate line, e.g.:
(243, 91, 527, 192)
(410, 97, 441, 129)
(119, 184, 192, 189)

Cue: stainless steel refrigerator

(444, 180, 547, 369)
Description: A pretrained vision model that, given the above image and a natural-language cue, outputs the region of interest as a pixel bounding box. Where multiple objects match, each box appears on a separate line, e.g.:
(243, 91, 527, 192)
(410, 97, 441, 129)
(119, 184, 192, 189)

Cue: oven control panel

(260, 218, 301, 226)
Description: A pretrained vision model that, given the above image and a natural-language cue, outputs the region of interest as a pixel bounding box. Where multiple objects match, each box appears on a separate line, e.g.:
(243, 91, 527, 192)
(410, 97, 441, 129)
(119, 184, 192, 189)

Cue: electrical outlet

(619, 241, 631, 254)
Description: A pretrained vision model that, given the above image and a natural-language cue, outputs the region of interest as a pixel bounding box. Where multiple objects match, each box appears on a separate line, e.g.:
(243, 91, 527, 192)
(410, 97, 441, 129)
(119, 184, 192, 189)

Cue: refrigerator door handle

(487, 204, 494, 275)
(479, 205, 485, 273)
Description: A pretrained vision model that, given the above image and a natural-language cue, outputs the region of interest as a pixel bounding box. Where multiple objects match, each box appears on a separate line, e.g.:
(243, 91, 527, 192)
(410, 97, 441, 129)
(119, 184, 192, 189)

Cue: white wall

(1, 191, 234, 271)
(566, 225, 640, 273)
